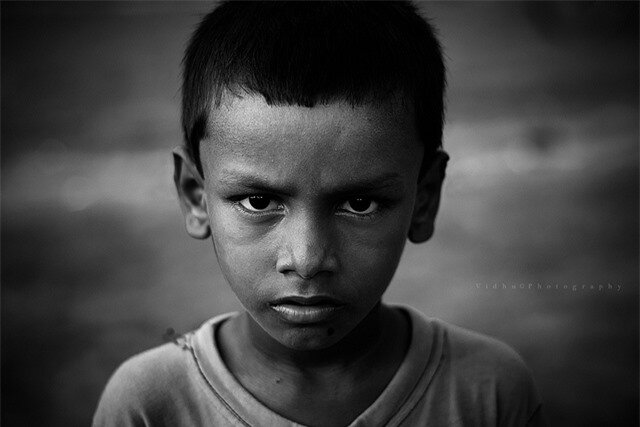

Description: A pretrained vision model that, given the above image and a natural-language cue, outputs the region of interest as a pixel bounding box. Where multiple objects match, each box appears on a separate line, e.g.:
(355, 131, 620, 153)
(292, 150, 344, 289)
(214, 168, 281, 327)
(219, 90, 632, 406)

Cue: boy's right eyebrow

(217, 172, 296, 196)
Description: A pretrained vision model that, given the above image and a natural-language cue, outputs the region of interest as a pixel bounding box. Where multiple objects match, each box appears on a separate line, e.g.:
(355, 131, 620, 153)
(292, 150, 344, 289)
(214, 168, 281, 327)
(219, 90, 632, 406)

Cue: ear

(408, 150, 449, 243)
(173, 146, 211, 240)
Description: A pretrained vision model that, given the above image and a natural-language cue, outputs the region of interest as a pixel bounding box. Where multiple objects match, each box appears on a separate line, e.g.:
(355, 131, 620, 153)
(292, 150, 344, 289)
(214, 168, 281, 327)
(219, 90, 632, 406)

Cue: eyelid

(337, 197, 380, 217)
(229, 194, 390, 219)
(233, 195, 284, 215)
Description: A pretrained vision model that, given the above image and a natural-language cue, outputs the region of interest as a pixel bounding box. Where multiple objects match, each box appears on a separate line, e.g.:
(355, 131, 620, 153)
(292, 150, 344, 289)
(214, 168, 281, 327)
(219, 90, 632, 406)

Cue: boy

(94, 2, 543, 426)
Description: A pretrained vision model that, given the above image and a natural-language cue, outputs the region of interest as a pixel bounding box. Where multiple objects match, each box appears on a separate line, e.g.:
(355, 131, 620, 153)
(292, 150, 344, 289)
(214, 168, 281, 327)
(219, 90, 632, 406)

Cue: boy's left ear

(408, 150, 449, 243)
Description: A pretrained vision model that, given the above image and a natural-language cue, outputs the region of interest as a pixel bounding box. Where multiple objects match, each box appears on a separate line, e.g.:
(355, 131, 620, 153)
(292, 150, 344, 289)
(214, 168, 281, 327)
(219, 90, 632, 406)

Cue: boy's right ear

(172, 146, 211, 240)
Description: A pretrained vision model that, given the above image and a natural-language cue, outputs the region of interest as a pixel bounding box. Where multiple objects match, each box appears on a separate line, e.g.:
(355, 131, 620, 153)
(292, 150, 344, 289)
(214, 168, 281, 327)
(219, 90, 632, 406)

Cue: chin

(276, 326, 345, 351)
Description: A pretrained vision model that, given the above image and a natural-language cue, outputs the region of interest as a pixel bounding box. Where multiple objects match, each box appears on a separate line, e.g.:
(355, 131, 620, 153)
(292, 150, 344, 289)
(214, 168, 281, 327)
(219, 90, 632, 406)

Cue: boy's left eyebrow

(327, 173, 404, 195)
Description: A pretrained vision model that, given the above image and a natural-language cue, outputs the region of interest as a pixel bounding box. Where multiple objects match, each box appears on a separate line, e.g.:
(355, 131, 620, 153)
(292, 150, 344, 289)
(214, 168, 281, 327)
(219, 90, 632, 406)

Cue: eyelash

(229, 195, 387, 220)
(336, 199, 381, 219)
(230, 195, 284, 216)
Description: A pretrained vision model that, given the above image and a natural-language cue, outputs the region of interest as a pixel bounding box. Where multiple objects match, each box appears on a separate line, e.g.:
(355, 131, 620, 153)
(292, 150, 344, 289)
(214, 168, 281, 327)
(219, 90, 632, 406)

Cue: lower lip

(270, 304, 344, 324)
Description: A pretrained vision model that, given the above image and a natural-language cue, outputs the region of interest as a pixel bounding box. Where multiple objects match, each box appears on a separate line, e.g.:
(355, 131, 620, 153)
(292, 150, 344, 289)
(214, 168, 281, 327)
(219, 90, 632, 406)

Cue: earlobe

(408, 150, 449, 244)
(172, 146, 211, 240)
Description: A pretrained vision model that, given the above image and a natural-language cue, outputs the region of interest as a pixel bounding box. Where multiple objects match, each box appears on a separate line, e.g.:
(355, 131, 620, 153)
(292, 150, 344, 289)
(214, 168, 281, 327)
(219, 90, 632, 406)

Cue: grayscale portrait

(2, 2, 637, 426)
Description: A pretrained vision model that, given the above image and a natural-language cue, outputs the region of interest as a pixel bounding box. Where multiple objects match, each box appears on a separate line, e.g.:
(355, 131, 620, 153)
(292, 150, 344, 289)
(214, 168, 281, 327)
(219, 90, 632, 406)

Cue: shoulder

(441, 320, 531, 382)
(403, 307, 544, 426)
(104, 337, 194, 401)
(92, 337, 195, 426)
(438, 320, 543, 424)
(405, 307, 532, 387)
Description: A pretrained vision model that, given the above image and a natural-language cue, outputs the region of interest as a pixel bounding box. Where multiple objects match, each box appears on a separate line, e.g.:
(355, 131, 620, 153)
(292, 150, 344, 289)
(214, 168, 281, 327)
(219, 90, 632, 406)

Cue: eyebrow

(217, 170, 403, 197)
(217, 173, 296, 196)
(329, 173, 404, 197)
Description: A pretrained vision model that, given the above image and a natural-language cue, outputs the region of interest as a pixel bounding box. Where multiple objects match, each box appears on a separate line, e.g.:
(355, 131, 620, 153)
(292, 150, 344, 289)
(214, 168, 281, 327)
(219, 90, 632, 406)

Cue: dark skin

(218, 303, 409, 426)
(174, 94, 447, 426)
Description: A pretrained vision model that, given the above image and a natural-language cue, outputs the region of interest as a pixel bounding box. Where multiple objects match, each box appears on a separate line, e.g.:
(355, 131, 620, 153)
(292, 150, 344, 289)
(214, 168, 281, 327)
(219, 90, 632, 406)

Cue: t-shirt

(93, 306, 544, 426)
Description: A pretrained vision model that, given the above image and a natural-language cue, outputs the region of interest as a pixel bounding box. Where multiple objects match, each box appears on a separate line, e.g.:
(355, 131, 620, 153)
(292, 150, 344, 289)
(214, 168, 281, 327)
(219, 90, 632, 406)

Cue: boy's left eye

(339, 197, 378, 215)
(238, 195, 281, 212)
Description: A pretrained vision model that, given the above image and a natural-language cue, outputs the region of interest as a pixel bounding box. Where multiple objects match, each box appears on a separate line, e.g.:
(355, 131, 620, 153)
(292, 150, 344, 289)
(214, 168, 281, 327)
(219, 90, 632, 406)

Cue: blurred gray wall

(2, 2, 638, 426)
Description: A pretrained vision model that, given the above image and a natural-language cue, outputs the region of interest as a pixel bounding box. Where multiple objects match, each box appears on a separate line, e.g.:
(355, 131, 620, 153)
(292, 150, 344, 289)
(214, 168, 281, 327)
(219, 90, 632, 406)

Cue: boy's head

(181, 1, 446, 175)
(174, 1, 448, 351)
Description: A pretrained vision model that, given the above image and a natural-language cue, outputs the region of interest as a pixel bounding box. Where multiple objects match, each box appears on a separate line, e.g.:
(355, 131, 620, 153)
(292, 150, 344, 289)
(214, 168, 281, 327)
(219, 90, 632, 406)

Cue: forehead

(200, 94, 423, 187)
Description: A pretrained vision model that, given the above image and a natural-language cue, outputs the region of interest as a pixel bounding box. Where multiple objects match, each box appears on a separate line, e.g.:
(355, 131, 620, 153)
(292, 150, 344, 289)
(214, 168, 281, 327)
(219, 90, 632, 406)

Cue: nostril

(295, 270, 316, 280)
(276, 250, 331, 279)
(275, 216, 338, 277)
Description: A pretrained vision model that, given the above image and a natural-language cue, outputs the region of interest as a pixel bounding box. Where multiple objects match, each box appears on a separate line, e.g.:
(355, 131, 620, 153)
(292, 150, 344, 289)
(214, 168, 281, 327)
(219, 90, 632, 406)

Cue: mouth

(269, 296, 345, 324)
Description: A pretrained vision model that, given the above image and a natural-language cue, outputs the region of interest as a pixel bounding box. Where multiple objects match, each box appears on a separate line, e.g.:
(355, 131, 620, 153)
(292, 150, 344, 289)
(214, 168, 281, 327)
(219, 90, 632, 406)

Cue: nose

(276, 211, 338, 279)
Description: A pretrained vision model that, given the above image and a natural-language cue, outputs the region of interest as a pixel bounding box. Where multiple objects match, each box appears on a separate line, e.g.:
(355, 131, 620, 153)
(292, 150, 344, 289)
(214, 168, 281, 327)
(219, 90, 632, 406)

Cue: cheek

(208, 207, 275, 305)
(338, 211, 412, 297)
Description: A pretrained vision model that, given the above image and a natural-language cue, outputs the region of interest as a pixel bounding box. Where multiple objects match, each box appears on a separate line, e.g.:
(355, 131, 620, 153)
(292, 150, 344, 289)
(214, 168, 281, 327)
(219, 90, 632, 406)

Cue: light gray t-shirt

(93, 306, 543, 426)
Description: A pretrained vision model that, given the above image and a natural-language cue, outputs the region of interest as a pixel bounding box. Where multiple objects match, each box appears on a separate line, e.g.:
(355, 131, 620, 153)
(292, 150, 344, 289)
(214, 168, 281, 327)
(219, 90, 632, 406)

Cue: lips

(269, 296, 345, 324)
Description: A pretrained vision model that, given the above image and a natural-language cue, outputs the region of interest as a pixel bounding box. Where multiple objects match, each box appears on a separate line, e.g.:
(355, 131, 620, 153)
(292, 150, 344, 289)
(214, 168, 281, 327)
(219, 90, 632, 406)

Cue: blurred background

(1, 1, 638, 426)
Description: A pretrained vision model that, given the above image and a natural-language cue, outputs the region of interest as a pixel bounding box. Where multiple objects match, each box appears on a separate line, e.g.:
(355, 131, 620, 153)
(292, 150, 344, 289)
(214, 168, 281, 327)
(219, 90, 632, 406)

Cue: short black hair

(182, 1, 446, 175)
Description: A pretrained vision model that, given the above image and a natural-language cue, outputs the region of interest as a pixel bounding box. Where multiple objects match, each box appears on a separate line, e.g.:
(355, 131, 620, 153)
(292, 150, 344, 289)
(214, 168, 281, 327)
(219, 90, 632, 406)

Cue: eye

(238, 195, 281, 212)
(339, 197, 378, 215)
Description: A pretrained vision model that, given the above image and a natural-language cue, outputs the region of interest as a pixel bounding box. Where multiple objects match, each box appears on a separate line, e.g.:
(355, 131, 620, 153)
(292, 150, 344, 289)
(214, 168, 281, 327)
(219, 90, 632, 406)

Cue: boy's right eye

(238, 195, 281, 213)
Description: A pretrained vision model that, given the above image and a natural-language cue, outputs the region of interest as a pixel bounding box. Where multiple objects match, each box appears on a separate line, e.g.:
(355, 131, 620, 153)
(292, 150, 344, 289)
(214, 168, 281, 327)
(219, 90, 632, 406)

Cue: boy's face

(175, 94, 445, 351)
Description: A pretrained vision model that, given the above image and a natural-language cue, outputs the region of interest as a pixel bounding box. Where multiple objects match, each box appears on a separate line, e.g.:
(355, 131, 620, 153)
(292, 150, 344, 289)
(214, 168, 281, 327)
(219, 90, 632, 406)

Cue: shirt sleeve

(92, 358, 152, 427)
(527, 403, 546, 427)
(495, 348, 545, 427)
(439, 318, 546, 427)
